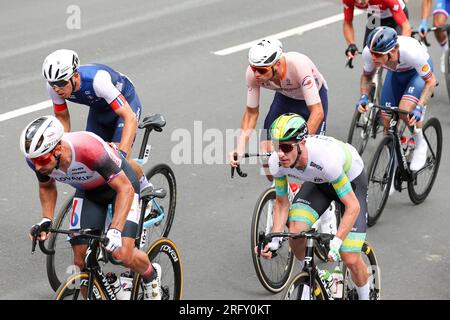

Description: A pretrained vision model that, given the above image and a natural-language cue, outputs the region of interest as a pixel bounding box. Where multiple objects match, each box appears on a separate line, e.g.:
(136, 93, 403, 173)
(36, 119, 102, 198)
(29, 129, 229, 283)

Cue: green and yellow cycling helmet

(270, 113, 308, 141)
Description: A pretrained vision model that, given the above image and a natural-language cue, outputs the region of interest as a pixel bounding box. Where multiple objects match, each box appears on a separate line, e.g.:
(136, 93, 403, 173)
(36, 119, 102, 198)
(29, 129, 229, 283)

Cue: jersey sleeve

(92, 70, 122, 105)
(46, 83, 67, 112)
(386, 0, 408, 26)
(342, 0, 354, 22)
(293, 55, 321, 105)
(268, 153, 288, 196)
(362, 47, 376, 74)
(324, 147, 353, 199)
(408, 42, 433, 81)
(246, 67, 261, 108)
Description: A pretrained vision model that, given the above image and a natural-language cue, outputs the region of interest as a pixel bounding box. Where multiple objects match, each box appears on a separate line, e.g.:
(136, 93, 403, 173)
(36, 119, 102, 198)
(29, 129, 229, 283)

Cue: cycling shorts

(262, 85, 328, 140)
(434, 0, 450, 16)
(289, 170, 368, 253)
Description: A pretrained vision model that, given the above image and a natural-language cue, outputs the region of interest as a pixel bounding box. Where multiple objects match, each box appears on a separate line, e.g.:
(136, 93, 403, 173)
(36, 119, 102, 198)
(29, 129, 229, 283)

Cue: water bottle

(106, 272, 131, 300)
(120, 271, 134, 292)
(318, 269, 335, 298)
(331, 266, 344, 299)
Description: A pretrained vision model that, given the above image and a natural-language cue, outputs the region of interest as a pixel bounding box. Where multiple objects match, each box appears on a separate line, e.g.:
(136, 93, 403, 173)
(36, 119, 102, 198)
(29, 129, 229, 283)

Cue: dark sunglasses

(30, 149, 56, 166)
(370, 51, 386, 58)
(250, 65, 272, 75)
(48, 79, 69, 88)
(275, 142, 298, 153)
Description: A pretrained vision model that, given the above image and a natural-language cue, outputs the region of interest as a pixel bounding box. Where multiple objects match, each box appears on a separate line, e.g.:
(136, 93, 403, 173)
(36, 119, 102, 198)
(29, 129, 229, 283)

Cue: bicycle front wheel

(407, 117, 442, 204)
(347, 109, 372, 155)
(251, 188, 294, 293)
(131, 238, 183, 300)
(54, 272, 109, 300)
(367, 136, 395, 227)
(342, 241, 381, 300)
(46, 195, 76, 292)
(144, 164, 177, 246)
(282, 272, 326, 300)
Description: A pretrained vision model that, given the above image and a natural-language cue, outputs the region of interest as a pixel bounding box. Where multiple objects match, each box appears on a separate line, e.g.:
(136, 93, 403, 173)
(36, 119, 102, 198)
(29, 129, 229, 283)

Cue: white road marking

(213, 10, 364, 56)
(0, 100, 52, 122)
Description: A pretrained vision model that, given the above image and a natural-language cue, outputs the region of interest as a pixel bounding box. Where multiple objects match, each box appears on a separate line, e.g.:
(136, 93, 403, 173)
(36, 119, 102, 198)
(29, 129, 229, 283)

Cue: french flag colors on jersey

(53, 102, 68, 112)
(110, 94, 127, 110)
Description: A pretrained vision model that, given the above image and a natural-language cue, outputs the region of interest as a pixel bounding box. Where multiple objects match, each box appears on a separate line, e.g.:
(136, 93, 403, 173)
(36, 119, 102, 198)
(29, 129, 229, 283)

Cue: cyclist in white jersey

(258, 113, 371, 300)
(356, 27, 437, 171)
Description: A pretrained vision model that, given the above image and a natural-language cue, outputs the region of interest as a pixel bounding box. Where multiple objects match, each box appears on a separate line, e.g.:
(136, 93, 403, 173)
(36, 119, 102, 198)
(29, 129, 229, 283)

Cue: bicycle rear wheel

(282, 272, 326, 300)
(46, 195, 76, 292)
(54, 272, 109, 300)
(367, 136, 395, 227)
(144, 164, 177, 247)
(407, 117, 442, 204)
(131, 238, 183, 300)
(251, 188, 294, 293)
(342, 241, 381, 300)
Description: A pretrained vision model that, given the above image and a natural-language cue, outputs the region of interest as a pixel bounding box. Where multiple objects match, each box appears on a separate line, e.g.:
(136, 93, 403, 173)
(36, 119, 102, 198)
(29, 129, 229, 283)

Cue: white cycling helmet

(20, 115, 64, 158)
(42, 49, 80, 82)
(248, 38, 283, 67)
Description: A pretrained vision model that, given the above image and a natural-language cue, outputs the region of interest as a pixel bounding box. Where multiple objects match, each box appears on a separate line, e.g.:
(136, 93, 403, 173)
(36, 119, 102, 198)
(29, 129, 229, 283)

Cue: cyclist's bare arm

(230, 106, 259, 166)
(400, 20, 412, 37)
(343, 20, 356, 48)
(306, 102, 324, 135)
(419, 74, 437, 107)
(421, 0, 432, 21)
(54, 108, 71, 132)
(360, 71, 376, 96)
(335, 190, 360, 242)
(38, 179, 57, 221)
(114, 102, 138, 159)
(272, 193, 290, 233)
(107, 171, 134, 232)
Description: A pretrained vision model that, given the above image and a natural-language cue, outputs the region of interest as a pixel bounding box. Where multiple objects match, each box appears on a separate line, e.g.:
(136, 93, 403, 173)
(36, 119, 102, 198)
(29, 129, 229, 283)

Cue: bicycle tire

(131, 238, 183, 300)
(367, 136, 395, 227)
(347, 110, 371, 155)
(54, 272, 109, 300)
(281, 272, 326, 300)
(445, 49, 450, 102)
(342, 241, 381, 300)
(46, 195, 76, 292)
(250, 187, 294, 293)
(144, 164, 177, 246)
(407, 118, 442, 204)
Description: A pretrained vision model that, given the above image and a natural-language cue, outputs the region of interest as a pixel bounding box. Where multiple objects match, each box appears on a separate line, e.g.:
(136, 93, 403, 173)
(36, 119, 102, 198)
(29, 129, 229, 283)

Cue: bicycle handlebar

(369, 103, 410, 115)
(346, 51, 362, 69)
(256, 229, 334, 257)
(31, 228, 108, 256)
(411, 26, 450, 47)
(231, 152, 271, 179)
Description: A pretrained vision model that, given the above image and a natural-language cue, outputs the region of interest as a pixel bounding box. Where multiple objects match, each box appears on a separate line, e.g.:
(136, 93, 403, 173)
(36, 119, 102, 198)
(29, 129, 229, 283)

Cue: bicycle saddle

(140, 185, 167, 201)
(139, 114, 166, 131)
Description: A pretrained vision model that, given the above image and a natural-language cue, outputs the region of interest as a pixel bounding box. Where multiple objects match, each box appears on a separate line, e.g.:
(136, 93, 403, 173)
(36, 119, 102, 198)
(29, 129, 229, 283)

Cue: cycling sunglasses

(48, 79, 69, 88)
(250, 65, 272, 75)
(30, 149, 56, 166)
(275, 142, 298, 153)
(370, 51, 386, 58)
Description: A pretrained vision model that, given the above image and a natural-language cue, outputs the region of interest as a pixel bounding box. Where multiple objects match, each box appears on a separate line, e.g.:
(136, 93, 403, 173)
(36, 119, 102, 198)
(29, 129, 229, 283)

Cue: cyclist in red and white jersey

(343, 0, 411, 59)
(21, 116, 161, 300)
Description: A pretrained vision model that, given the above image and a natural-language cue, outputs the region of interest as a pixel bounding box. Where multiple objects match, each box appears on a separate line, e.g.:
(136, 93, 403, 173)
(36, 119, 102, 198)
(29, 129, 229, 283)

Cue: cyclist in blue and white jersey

(42, 49, 151, 192)
(356, 27, 437, 172)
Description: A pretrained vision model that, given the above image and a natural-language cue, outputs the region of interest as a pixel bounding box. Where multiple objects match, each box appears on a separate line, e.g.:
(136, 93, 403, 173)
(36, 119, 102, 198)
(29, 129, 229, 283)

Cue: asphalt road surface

(0, 0, 449, 299)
